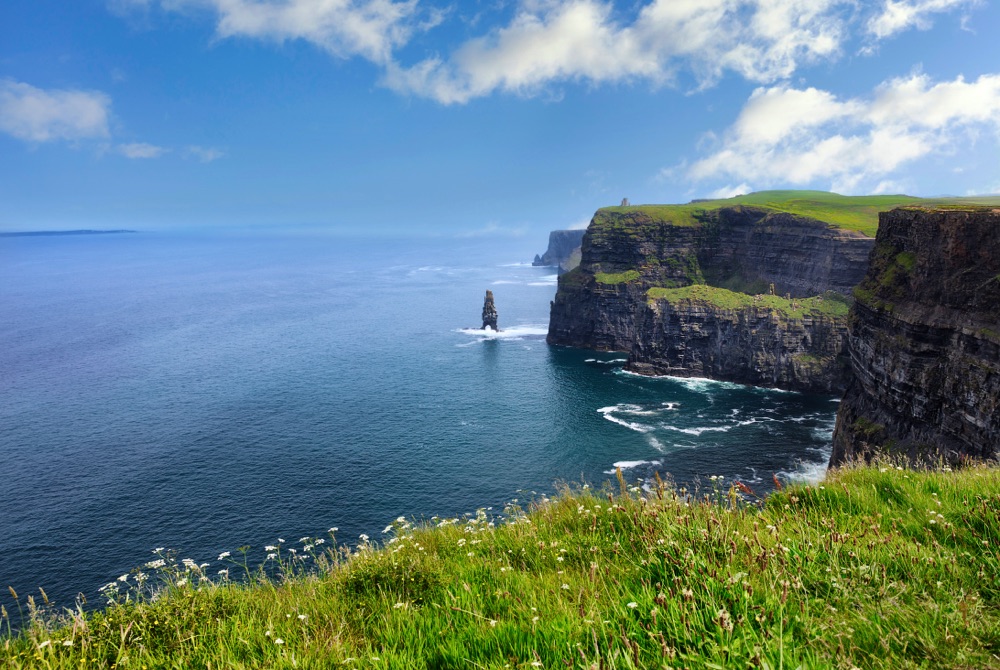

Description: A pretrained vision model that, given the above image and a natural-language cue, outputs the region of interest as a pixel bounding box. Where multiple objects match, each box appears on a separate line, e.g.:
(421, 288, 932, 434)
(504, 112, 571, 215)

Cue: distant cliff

(831, 208, 1000, 465)
(533, 229, 585, 273)
(547, 202, 874, 392)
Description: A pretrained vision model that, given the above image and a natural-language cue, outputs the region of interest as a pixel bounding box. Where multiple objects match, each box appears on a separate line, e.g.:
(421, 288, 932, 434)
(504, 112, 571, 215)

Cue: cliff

(547, 199, 875, 392)
(630, 286, 851, 394)
(831, 207, 1000, 465)
(533, 229, 585, 273)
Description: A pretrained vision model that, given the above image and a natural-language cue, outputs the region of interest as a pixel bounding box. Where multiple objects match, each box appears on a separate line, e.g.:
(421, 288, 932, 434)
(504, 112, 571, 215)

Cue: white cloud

(866, 0, 979, 40)
(185, 145, 225, 162)
(687, 73, 1000, 193)
(0, 79, 111, 142)
(126, 0, 424, 64)
(708, 183, 752, 199)
(568, 217, 592, 230)
(118, 142, 168, 158)
(386, 0, 850, 103)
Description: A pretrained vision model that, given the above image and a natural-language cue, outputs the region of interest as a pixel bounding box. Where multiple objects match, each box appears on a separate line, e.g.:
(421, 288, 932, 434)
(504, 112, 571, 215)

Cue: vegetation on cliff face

(646, 285, 850, 320)
(594, 270, 641, 285)
(4, 465, 999, 669)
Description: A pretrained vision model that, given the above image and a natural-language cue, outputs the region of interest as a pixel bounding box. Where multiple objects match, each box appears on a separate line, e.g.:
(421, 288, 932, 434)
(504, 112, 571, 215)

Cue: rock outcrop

(482, 290, 499, 331)
(831, 207, 1000, 465)
(533, 229, 586, 273)
(629, 288, 851, 394)
(547, 205, 873, 392)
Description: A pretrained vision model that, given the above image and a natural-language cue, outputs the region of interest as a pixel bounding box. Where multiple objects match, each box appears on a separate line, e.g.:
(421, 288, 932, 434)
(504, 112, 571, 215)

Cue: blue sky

(2, 0, 999, 234)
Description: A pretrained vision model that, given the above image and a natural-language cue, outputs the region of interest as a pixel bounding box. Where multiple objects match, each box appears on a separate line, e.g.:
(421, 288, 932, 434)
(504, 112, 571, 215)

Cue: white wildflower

(626, 602, 638, 608)
(218, 551, 231, 560)
(274, 638, 284, 645)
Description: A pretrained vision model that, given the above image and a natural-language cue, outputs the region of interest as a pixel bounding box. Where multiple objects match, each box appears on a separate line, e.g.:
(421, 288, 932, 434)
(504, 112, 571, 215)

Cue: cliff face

(533, 229, 586, 273)
(831, 208, 1000, 465)
(547, 206, 873, 391)
(630, 291, 851, 394)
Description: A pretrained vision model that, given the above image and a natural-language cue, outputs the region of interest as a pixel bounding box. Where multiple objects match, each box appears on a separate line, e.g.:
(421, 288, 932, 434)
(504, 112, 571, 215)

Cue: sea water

(0, 231, 836, 611)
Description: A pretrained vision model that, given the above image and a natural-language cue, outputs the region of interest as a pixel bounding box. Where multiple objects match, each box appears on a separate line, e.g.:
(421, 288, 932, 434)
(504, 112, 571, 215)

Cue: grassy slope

(3, 465, 999, 669)
(599, 191, 1000, 238)
(646, 285, 851, 319)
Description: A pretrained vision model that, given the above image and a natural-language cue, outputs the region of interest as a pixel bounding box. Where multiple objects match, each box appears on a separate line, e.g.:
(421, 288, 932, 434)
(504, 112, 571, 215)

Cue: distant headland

(0, 229, 138, 237)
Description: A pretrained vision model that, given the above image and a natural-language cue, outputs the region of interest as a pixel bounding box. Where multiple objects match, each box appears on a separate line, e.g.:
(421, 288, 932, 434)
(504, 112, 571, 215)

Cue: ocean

(0, 231, 836, 612)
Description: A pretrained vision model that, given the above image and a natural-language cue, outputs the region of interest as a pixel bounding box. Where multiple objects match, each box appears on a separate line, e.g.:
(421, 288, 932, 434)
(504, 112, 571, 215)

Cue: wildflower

(626, 602, 638, 608)
(329, 527, 338, 533)
(61, 640, 73, 647)
(274, 638, 284, 645)
(218, 551, 231, 560)
(265, 545, 277, 551)
(265, 631, 272, 637)
(467, 552, 474, 557)
(267, 553, 277, 560)
(561, 584, 570, 590)
(200, 563, 210, 568)
(488, 619, 497, 627)
(278, 538, 285, 543)
(145, 559, 166, 569)
(359, 534, 369, 542)
(393, 602, 407, 609)
(38, 640, 51, 649)
(298, 614, 307, 620)
(117, 574, 128, 582)
(218, 569, 229, 577)
(176, 578, 188, 587)
(153, 547, 164, 553)
(382, 525, 393, 534)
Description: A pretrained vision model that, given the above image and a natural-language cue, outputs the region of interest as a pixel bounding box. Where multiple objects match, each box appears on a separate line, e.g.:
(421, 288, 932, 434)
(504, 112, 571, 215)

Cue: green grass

(594, 270, 640, 285)
(3, 464, 999, 669)
(597, 191, 1000, 238)
(646, 284, 851, 319)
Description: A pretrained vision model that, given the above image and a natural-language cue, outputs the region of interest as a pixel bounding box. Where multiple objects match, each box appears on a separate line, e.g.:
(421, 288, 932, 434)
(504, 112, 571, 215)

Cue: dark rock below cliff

(831, 207, 1000, 465)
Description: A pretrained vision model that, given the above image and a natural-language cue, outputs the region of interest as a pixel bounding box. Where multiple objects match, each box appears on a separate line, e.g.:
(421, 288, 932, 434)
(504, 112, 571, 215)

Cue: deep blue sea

(0, 231, 836, 612)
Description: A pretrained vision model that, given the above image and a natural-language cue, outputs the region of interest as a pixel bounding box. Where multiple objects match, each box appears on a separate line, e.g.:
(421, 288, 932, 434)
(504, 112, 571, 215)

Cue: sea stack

(482, 290, 499, 331)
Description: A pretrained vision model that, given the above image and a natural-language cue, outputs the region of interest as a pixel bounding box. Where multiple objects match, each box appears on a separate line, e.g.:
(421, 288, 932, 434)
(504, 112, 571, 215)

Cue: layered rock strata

(547, 206, 873, 391)
(831, 208, 1000, 465)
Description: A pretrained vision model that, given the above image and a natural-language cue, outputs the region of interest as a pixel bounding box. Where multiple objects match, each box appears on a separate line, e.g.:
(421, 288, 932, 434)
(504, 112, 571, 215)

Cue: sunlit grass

(3, 464, 999, 668)
(598, 190, 1000, 238)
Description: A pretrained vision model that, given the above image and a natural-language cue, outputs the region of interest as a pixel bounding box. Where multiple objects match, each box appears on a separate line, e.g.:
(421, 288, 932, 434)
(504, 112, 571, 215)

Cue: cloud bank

(687, 73, 1000, 193)
(0, 79, 111, 142)
(111, 0, 980, 104)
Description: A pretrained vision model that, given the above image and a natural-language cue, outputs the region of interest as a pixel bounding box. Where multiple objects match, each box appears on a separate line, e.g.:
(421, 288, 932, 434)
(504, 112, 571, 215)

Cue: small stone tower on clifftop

(481, 290, 499, 331)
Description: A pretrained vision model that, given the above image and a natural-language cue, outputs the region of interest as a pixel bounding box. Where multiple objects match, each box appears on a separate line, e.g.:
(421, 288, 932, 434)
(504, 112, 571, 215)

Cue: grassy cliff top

(3, 464, 999, 669)
(647, 284, 851, 319)
(598, 191, 1000, 238)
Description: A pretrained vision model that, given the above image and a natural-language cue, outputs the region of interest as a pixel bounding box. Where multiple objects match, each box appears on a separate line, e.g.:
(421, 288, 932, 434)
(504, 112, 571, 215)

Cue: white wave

(456, 325, 548, 341)
(646, 435, 666, 451)
(597, 406, 654, 433)
(491, 280, 521, 285)
(780, 456, 830, 485)
(604, 458, 664, 474)
(674, 377, 750, 392)
(661, 402, 680, 410)
(601, 403, 657, 416)
(662, 424, 733, 436)
(592, 358, 627, 365)
(498, 262, 533, 267)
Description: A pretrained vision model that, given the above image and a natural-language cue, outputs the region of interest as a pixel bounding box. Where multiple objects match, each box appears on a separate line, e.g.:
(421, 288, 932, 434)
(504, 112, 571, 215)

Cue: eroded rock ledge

(831, 207, 1000, 465)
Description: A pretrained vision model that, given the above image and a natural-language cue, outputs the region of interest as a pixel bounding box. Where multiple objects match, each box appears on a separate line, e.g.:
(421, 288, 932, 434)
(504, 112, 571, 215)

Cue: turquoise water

(0, 232, 835, 611)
